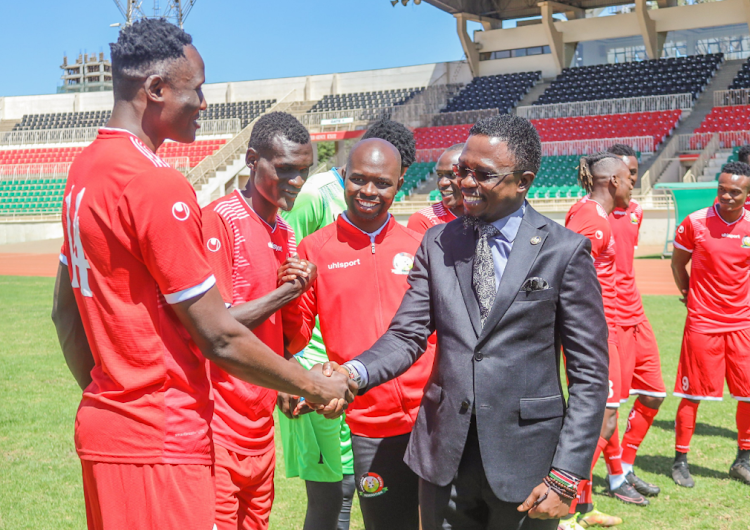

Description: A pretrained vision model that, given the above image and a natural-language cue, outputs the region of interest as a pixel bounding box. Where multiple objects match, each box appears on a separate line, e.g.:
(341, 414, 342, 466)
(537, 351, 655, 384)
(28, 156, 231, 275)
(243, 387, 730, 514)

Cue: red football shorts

(617, 319, 666, 402)
(214, 444, 276, 530)
(81, 460, 215, 530)
(606, 338, 622, 408)
(674, 327, 750, 401)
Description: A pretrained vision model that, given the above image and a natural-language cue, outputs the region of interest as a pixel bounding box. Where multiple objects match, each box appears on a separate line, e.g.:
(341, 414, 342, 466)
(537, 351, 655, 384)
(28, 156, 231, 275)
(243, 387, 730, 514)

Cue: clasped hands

(277, 362, 356, 420)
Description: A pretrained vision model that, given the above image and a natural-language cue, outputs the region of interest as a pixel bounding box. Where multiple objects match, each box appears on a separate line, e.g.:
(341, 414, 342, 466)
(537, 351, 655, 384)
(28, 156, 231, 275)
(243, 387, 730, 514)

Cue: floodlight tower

(112, 0, 197, 27)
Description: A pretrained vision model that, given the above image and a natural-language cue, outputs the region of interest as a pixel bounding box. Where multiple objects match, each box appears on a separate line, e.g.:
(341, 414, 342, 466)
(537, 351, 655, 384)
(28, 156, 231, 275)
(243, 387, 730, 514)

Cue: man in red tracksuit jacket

(285, 138, 436, 530)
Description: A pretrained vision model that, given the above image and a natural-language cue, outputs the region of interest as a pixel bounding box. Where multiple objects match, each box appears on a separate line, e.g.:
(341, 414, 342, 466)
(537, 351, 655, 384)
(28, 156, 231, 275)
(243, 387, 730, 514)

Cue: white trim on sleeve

(164, 275, 216, 304)
(673, 241, 692, 253)
(59, 253, 69, 266)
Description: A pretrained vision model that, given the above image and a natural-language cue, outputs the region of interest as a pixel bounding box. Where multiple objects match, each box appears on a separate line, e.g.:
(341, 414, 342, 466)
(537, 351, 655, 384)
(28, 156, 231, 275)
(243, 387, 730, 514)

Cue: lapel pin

(530, 236, 542, 245)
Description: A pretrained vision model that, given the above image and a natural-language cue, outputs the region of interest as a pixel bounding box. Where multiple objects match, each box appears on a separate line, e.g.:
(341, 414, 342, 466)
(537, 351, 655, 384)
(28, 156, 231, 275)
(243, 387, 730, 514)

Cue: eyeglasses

(452, 164, 522, 184)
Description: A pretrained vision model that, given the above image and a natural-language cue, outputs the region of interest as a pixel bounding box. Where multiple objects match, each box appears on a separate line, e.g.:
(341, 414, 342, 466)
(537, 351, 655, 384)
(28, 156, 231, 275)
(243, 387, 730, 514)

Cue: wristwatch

(343, 362, 365, 390)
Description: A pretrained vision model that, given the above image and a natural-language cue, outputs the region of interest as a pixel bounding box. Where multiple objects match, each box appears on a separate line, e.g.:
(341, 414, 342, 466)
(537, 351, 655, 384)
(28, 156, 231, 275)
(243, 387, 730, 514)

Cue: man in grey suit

(329, 115, 609, 529)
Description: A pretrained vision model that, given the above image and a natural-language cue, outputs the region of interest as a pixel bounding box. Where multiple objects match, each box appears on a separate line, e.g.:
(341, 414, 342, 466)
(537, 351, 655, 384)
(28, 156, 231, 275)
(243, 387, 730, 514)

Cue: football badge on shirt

(630, 212, 638, 224)
(391, 252, 414, 275)
(359, 472, 388, 498)
(742, 236, 750, 249)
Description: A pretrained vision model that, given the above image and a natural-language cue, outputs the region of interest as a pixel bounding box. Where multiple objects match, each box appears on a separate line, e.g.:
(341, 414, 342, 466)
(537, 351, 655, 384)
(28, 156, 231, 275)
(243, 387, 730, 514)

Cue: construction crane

(111, 0, 197, 28)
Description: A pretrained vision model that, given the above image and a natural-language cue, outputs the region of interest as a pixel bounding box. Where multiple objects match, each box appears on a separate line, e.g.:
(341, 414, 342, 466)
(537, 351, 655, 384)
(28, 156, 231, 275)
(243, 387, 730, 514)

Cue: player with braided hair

(560, 153, 643, 530)
(604, 144, 665, 502)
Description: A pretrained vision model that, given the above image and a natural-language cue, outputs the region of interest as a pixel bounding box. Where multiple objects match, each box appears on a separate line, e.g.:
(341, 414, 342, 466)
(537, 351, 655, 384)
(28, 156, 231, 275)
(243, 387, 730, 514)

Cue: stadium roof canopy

(423, 0, 670, 22)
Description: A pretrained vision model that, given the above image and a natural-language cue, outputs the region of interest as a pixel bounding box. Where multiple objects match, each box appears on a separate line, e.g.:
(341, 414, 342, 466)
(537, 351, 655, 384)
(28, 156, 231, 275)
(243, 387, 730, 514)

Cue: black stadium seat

(12, 100, 276, 131)
(308, 88, 424, 114)
(534, 54, 723, 105)
(439, 71, 541, 114)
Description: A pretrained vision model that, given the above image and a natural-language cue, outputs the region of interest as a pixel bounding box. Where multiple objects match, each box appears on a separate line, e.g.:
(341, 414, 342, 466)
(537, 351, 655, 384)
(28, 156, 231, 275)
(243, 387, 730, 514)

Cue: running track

(0, 252, 680, 296)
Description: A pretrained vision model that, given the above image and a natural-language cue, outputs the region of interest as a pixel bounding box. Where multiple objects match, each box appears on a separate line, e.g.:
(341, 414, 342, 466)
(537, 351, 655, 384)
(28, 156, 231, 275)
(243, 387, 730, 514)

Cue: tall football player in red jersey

(51, 19, 352, 530)
(407, 143, 464, 233)
(561, 153, 641, 530)
(671, 161, 750, 488)
(606, 144, 665, 499)
(202, 112, 317, 530)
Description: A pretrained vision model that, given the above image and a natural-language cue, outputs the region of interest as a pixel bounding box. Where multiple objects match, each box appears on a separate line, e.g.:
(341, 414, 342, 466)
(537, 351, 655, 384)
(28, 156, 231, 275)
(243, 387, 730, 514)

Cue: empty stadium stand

(395, 161, 436, 201)
(694, 104, 750, 133)
(529, 155, 587, 199)
(0, 178, 66, 215)
(12, 100, 275, 131)
(728, 58, 750, 89)
(531, 110, 681, 147)
(440, 71, 540, 114)
(0, 146, 85, 165)
(535, 54, 723, 105)
(309, 88, 424, 113)
(414, 124, 472, 150)
(155, 138, 227, 167)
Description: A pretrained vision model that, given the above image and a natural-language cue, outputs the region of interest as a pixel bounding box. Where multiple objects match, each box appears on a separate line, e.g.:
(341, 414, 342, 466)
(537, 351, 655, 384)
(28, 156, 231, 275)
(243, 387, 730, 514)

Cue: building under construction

(59, 53, 112, 94)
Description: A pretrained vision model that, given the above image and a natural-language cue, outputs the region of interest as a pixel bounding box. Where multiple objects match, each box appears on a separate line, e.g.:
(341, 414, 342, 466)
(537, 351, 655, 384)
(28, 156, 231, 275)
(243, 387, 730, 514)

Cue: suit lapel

(450, 225, 482, 338)
(478, 211, 548, 345)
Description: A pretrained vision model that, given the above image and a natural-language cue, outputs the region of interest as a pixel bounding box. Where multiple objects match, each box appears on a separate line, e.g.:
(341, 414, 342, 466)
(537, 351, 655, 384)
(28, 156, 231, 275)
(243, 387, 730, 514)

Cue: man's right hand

(303, 363, 357, 419)
(679, 288, 689, 306)
(277, 255, 317, 296)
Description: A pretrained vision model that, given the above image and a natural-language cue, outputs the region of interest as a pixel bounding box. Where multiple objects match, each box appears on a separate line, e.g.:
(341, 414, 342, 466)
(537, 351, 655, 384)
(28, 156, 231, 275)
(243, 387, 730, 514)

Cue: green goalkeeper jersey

(280, 167, 347, 366)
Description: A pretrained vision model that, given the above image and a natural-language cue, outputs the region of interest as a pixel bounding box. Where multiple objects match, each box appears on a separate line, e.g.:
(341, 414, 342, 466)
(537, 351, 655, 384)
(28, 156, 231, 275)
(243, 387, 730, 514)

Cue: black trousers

(419, 419, 558, 530)
(351, 432, 420, 530)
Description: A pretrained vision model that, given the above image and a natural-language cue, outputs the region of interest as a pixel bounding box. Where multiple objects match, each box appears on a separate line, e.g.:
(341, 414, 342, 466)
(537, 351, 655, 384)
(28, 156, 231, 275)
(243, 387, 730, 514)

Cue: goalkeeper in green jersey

(279, 118, 416, 530)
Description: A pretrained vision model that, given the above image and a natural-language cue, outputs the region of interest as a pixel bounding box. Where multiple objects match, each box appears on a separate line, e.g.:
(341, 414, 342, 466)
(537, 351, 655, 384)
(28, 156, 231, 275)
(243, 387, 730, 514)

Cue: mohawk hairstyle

(248, 112, 310, 154)
(738, 146, 750, 165)
(578, 152, 622, 194)
(110, 19, 192, 78)
(469, 114, 541, 174)
(607, 143, 637, 158)
(721, 161, 750, 178)
(362, 118, 416, 168)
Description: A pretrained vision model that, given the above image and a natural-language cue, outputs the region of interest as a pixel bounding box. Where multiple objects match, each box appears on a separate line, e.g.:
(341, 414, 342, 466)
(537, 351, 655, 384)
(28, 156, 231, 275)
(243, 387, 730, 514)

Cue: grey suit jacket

(355, 205, 609, 503)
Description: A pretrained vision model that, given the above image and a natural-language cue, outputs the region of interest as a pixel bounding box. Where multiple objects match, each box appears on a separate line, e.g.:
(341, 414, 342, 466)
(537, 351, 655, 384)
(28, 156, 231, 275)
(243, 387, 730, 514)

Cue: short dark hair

(721, 161, 750, 178)
(607, 143, 637, 158)
(738, 146, 750, 164)
(362, 118, 416, 168)
(469, 114, 541, 174)
(248, 112, 310, 154)
(110, 19, 192, 78)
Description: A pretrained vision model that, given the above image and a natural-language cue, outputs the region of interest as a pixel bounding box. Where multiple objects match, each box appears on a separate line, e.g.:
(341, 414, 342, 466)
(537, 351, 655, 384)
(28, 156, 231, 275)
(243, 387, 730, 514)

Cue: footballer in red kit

(670, 161, 750, 488)
(407, 143, 464, 234)
(51, 20, 353, 530)
(607, 144, 665, 499)
(202, 112, 316, 530)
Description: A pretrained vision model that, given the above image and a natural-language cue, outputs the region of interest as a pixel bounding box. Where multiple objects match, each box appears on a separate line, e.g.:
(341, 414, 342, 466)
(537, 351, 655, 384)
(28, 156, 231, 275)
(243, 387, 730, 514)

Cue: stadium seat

(11, 100, 275, 131)
(440, 71, 541, 114)
(694, 105, 750, 133)
(534, 54, 723, 105)
(308, 88, 424, 114)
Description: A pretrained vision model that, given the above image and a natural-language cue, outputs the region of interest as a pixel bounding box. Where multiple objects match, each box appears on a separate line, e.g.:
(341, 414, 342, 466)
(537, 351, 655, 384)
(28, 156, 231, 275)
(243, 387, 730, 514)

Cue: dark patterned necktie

(473, 223, 501, 327)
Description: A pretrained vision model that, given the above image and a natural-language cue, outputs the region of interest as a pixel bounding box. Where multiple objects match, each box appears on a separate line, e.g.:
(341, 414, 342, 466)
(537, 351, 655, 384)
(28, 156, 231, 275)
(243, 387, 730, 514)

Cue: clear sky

(0, 0, 476, 97)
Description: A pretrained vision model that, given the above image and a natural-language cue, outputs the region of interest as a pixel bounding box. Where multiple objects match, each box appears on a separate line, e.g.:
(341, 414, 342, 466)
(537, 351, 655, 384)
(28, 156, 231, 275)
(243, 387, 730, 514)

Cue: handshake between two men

(277, 361, 358, 420)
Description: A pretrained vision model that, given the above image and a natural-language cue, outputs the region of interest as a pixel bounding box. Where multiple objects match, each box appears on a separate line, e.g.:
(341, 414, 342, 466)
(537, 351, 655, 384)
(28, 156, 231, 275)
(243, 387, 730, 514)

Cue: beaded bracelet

(543, 469, 580, 500)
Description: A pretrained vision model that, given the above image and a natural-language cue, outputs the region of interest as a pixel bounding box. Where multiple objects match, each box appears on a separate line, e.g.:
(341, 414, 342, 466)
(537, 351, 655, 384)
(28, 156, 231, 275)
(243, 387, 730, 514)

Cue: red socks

(737, 401, 750, 450)
(675, 398, 700, 453)
(622, 400, 659, 465)
(570, 437, 609, 515)
(603, 420, 623, 475)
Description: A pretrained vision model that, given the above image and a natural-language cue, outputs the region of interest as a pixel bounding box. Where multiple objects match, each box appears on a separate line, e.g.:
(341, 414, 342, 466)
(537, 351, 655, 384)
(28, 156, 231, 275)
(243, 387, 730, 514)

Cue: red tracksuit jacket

(287, 215, 436, 439)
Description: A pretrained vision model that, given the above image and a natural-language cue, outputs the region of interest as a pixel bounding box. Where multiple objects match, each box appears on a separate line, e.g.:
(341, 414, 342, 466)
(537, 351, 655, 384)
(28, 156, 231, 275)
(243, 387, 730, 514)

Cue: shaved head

(347, 138, 401, 172)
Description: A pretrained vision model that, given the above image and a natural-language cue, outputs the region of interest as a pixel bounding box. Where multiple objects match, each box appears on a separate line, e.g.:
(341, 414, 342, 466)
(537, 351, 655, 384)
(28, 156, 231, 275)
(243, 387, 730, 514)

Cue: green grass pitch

(0, 275, 747, 529)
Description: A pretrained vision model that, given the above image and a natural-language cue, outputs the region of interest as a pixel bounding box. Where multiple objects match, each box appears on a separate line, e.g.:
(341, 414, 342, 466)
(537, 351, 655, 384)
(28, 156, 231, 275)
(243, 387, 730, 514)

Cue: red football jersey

(610, 200, 646, 326)
(674, 205, 750, 333)
(407, 202, 457, 234)
(566, 198, 617, 331)
(202, 190, 299, 455)
(60, 128, 215, 465)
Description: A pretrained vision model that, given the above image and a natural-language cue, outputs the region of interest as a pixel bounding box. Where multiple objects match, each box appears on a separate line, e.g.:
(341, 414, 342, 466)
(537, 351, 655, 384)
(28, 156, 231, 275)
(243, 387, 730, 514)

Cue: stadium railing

(428, 108, 498, 127)
(188, 90, 298, 189)
(713, 88, 750, 107)
(682, 133, 720, 183)
(684, 130, 750, 149)
(0, 162, 71, 179)
(415, 136, 655, 163)
(0, 119, 242, 147)
(516, 94, 693, 120)
(641, 133, 684, 195)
